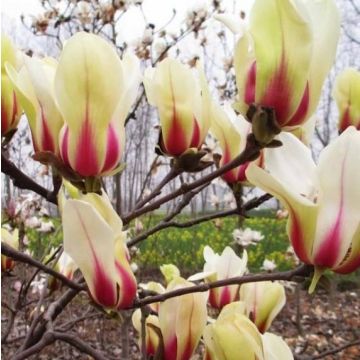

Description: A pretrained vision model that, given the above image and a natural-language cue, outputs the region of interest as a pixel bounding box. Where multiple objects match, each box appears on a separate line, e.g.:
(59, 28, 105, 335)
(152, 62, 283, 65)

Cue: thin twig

(128, 193, 272, 247)
(132, 264, 313, 308)
(123, 136, 262, 224)
(1, 243, 85, 291)
(1, 153, 58, 205)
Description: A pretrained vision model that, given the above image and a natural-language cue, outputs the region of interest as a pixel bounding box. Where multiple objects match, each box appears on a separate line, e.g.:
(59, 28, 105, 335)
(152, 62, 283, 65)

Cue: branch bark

(132, 264, 313, 308)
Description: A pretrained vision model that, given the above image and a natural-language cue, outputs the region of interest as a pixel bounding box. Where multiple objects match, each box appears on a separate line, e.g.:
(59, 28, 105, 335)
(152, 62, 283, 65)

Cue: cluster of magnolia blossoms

(5, 32, 141, 181)
(132, 256, 288, 360)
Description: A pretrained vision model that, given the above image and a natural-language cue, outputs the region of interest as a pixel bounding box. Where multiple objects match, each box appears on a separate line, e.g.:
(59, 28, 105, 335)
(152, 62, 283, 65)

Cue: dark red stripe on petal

(245, 62, 257, 105)
(60, 126, 70, 166)
(115, 261, 137, 309)
(219, 286, 232, 308)
(1, 99, 9, 135)
(40, 104, 55, 153)
(338, 107, 351, 133)
(314, 155, 347, 268)
(209, 288, 220, 308)
(221, 146, 238, 183)
(260, 55, 292, 126)
(164, 336, 177, 360)
(75, 111, 99, 176)
(101, 124, 121, 173)
(164, 113, 188, 156)
(92, 258, 118, 308)
(286, 82, 310, 127)
(11, 91, 18, 127)
(289, 211, 311, 264)
(236, 162, 250, 182)
(189, 117, 201, 148)
(335, 254, 360, 274)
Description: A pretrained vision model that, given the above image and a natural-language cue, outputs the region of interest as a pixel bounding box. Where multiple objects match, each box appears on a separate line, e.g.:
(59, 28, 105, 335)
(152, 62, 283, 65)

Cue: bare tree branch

(132, 264, 313, 308)
(1, 153, 58, 205)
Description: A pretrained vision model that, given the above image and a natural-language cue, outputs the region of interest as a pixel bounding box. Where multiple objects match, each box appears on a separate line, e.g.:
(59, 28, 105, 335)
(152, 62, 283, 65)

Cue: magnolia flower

(216, 0, 340, 130)
(262, 333, 294, 360)
(132, 309, 160, 357)
(56, 32, 141, 177)
(139, 281, 165, 313)
(246, 128, 360, 292)
(1, 228, 19, 271)
(159, 277, 208, 360)
(204, 304, 265, 360)
(62, 191, 137, 309)
(144, 58, 211, 157)
(160, 263, 181, 284)
(232, 227, 264, 247)
(188, 246, 247, 309)
(261, 259, 277, 272)
(204, 302, 293, 360)
(240, 281, 286, 333)
(333, 68, 360, 133)
(1, 35, 22, 136)
(6, 55, 63, 155)
(210, 102, 263, 184)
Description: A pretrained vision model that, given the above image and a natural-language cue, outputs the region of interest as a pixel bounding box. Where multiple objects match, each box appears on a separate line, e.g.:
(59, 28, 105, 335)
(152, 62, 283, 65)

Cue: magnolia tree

(1, 0, 360, 359)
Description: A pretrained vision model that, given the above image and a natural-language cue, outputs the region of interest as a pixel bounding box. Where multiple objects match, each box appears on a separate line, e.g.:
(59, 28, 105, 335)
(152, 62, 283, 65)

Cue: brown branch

(134, 166, 181, 210)
(128, 193, 272, 247)
(131, 264, 313, 308)
(297, 338, 360, 360)
(13, 331, 109, 360)
(1, 153, 58, 205)
(122, 135, 262, 224)
(25, 286, 81, 349)
(1, 242, 85, 291)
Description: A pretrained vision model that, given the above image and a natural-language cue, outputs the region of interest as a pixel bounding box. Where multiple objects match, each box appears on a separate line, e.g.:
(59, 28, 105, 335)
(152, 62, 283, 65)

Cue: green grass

(133, 215, 295, 273)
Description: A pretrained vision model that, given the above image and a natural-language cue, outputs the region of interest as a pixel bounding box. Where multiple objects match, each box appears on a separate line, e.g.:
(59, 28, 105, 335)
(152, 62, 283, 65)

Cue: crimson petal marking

(164, 336, 177, 360)
(244, 62, 257, 105)
(286, 82, 310, 127)
(75, 113, 99, 176)
(338, 107, 351, 133)
(221, 146, 237, 183)
(73, 206, 117, 308)
(101, 124, 121, 172)
(60, 126, 70, 166)
(189, 117, 201, 148)
(314, 153, 348, 268)
(115, 260, 137, 309)
(289, 210, 311, 264)
(39, 103, 55, 153)
(260, 54, 292, 126)
(335, 254, 360, 274)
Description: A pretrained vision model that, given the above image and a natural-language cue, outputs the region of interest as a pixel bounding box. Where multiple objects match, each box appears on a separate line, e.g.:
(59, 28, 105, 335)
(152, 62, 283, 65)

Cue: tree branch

(1, 153, 58, 205)
(1, 242, 85, 291)
(122, 136, 262, 224)
(132, 264, 313, 308)
(297, 338, 360, 360)
(128, 193, 272, 247)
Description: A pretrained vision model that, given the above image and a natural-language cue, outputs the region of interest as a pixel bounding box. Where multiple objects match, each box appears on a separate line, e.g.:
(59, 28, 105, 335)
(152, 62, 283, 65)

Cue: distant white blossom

(262, 259, 277, 272)
(25, 216, 41, 229)
(232, 227, 264, 247)
(38, 220, 55, 233)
